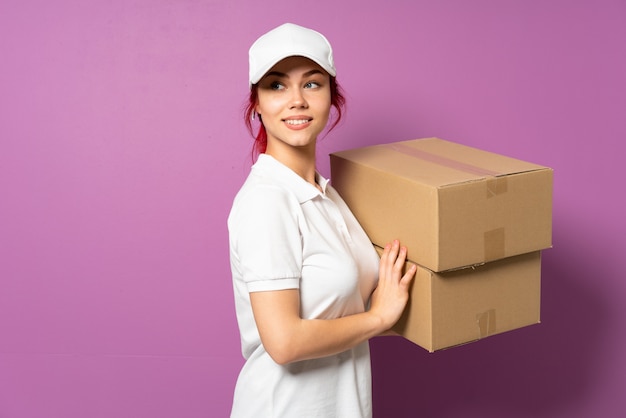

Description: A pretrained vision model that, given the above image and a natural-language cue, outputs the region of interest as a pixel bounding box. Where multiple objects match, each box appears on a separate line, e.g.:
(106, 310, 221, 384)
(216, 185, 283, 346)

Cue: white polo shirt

(228, 154, 379, 418)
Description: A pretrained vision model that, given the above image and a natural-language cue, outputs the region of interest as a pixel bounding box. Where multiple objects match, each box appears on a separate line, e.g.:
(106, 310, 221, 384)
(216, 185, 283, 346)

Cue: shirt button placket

(324, 197, 352, 244)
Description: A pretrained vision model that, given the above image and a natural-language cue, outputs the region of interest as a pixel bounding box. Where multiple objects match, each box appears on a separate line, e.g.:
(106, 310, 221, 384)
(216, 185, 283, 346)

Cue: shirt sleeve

(229, 184, 303, 292)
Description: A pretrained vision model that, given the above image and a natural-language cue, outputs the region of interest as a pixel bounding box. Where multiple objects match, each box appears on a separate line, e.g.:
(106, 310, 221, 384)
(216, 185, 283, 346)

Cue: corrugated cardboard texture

(330, 138, 553, 271)
(375, 247, 542, 352)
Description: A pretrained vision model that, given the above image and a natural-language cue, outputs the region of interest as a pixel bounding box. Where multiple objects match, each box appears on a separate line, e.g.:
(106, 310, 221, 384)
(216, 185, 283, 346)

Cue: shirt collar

(254, 154, 327, 203)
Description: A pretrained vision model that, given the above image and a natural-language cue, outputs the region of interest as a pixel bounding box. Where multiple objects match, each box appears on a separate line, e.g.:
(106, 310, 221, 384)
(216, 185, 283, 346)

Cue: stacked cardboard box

(330, 138, 553, 352)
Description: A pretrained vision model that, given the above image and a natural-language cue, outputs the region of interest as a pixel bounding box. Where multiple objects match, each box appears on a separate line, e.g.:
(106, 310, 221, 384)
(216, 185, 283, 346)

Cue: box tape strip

(387, 143, 507, 197)
(486, 176, 507, 198)
(484, 228, 506, 261)
(476, 309, 497, 338)
(387, 143, 501, 176)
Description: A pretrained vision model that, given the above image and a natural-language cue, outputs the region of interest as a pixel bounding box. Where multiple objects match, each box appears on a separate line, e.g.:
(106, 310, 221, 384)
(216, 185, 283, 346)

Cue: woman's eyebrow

(303, 69, 324, 77)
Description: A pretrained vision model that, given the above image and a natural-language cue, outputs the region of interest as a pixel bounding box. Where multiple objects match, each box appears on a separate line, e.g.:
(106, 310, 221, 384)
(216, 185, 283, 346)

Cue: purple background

(1, 1, 624, 417)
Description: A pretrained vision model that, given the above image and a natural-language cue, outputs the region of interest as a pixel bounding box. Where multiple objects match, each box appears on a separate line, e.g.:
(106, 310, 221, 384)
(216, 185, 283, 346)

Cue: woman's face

(255, 56, 331, 154)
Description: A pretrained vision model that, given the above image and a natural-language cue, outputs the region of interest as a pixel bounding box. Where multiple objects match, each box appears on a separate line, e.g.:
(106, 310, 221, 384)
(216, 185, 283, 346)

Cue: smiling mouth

(283, 119, 312, 126)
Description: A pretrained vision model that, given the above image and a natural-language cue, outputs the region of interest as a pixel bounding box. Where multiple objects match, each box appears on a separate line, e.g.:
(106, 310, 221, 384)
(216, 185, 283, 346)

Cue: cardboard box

(330, 138, 553, 272)
(375, 246, 542, 352)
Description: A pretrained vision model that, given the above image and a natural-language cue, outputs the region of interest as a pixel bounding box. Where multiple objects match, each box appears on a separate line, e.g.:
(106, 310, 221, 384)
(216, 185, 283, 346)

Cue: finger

(401, 264, 417, 287)
(393, 246, 408, 272)
(382, 240, 400, 264)
(390, 239, 400, 257)
(380, 240, 399, 278)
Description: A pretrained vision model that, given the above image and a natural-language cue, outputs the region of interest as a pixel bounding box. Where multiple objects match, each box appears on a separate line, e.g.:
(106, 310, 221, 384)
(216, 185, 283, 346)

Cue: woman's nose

(289, 89, 308, 108)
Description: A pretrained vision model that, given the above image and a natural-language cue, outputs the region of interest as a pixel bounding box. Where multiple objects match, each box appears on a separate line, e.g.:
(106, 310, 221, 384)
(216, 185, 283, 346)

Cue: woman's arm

(250, 240, 416, 365)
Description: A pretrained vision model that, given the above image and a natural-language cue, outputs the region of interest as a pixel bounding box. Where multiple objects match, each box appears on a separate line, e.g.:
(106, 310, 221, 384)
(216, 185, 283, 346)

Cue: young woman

(228, 23, 416, 417)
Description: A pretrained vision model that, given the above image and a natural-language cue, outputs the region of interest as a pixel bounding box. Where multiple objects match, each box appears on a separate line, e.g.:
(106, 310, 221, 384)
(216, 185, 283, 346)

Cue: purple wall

(1, 1, 624, 417)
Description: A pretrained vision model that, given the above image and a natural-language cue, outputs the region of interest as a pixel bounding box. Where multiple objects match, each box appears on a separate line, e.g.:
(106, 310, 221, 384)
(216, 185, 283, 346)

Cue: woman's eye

(304, 81, 320, 89)
(270, 81, 285, 90)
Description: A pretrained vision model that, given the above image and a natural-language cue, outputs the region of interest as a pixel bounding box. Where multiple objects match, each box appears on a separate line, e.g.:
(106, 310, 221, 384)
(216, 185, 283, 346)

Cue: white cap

(248, 23, 336, 88)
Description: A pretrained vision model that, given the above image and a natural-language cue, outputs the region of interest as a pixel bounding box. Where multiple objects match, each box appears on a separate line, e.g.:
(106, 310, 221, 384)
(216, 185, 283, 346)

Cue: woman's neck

(266, 143, 317, 187)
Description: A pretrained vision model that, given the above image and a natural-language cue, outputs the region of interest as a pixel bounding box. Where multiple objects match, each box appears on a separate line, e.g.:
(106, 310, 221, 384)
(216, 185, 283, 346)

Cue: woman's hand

(368, 240, 417, 332)
(248, 239, 415, 365)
